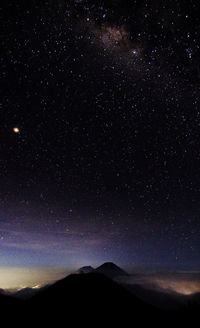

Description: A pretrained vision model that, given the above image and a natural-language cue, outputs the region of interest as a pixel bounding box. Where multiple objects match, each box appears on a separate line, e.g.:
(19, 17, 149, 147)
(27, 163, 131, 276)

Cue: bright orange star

(13, 127, 20, 134)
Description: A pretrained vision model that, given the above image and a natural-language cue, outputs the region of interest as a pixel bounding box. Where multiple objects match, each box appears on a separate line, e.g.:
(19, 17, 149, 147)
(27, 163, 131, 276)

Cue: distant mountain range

(77, 262, 129, 278)
(0, 262, 199, 326)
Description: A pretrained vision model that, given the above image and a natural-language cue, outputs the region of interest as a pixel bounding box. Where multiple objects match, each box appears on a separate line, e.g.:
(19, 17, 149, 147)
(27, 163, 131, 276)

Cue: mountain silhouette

(0, 270, 199, 327)
(77, 265, 94, 274)
(95, 262, 129, 278)
(28, 272, 158, 325)
(26, 271, 199, 326)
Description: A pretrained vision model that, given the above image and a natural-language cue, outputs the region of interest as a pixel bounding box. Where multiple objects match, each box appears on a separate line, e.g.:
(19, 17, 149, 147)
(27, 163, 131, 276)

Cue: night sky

(1, 0, 200, 287)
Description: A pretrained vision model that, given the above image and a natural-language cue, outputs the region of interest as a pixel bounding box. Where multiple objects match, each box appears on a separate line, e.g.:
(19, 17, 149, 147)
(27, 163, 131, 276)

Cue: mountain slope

(12, 287, 39, 300)
(0, 293, 23, 323)
(28, 272, 158, 325)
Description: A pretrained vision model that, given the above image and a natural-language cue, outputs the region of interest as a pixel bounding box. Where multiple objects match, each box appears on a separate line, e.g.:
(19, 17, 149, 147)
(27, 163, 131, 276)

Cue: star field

(0, 0, 200, 280)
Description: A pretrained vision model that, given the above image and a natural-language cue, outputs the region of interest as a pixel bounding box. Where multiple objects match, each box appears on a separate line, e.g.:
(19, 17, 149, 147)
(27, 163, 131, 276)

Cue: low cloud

(116, 272, 200, 295)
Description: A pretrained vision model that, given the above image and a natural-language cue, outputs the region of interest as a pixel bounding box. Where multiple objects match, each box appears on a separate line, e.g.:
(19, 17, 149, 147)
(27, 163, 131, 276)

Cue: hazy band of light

(0, 267, 70, 290)
(0, 266, 200, 296)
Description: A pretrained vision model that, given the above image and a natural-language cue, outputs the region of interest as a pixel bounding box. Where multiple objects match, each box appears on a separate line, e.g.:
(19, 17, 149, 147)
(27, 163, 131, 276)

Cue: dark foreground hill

(28, 272, 158, 325)
(0, 292, 23, 322)
(1, 272, 199, 327)
(27, 272, 199, 326)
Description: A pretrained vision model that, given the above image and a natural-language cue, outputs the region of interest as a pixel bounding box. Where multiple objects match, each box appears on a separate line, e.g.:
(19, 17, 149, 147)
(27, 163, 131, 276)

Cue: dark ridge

(12, 287, 39, 300)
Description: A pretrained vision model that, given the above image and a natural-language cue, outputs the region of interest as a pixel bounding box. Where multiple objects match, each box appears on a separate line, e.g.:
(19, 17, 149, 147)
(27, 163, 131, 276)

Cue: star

(13, 127, 20, 134)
